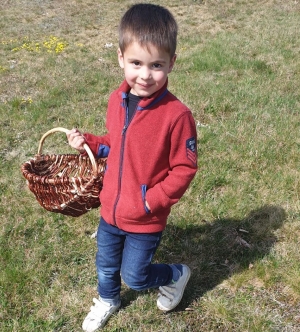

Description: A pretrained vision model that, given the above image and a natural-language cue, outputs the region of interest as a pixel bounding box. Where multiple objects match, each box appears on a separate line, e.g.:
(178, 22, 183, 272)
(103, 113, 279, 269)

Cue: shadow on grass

(165, 204, 287, 310)
(121, 204, 286, 310)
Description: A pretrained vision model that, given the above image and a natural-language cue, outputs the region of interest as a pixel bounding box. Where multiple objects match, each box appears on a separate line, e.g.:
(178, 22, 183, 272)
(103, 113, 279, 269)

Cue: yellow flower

(7, 36, 68, 54)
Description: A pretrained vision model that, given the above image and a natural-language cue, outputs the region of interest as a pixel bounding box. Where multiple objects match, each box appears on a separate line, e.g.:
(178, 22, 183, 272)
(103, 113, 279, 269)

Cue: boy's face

(118, 42, 176, 97)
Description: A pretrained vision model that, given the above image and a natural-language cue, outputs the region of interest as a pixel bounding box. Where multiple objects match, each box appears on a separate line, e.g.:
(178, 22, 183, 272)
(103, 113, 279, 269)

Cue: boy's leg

(121, 231, 191, 311)
(82, 217, 124, 332)
(96, 217, 125, 303)
(121, 231, 173, 290)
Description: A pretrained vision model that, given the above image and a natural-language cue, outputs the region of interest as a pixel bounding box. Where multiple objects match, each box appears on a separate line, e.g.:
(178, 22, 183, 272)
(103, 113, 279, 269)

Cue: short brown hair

(119, 3, 178, 57)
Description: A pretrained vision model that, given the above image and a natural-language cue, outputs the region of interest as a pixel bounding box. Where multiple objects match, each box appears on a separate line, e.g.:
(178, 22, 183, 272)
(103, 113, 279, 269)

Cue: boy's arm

(146, 112, 198, 212)
(83, 132, 110, 158)
(66, 129, 110, 158)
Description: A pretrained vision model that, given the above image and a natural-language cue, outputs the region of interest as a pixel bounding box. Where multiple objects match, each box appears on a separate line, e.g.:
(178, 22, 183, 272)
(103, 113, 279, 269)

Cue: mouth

(137, 83, 153, 88)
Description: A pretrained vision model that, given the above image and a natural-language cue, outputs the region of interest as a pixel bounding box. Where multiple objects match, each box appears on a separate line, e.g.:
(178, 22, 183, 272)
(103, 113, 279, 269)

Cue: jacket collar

(118, 79, 169, 110)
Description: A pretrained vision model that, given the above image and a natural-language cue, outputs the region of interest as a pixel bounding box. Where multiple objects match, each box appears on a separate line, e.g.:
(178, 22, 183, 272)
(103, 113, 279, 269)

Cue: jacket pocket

(141, 184, 150, 214)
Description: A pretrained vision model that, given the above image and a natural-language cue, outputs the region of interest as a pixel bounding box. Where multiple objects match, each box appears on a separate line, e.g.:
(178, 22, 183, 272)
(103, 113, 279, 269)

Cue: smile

(137, 83, 154, 88)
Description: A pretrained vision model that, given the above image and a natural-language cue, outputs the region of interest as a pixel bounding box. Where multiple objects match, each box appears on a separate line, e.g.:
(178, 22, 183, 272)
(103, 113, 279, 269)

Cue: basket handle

(37, 127, 98, 176)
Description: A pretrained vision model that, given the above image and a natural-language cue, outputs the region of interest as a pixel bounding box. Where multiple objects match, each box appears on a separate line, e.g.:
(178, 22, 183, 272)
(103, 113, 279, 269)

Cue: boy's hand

(66, 128, 86, 154)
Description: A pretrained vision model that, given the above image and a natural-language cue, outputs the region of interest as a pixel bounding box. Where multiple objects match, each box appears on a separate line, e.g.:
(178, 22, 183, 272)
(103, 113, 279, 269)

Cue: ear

(168, 54, 177, 73)
(117, 48, 124, 68)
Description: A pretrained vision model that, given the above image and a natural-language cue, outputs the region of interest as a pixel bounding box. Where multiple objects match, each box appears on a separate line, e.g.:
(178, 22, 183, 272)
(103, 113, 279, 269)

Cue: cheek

(124, 68, 136, 81)
(154, 71, 168, 83)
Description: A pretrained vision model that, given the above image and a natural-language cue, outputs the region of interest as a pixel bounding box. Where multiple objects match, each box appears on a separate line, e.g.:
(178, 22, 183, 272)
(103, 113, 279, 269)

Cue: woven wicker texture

(21, 127, 106, 217)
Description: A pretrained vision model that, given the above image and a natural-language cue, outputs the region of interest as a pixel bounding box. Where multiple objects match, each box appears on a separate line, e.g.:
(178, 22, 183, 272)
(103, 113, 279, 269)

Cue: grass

(0, 0, 300, 331)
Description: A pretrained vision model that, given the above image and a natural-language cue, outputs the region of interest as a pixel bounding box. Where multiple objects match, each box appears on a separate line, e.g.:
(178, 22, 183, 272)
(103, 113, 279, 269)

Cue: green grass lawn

(1, 0, 299, 331)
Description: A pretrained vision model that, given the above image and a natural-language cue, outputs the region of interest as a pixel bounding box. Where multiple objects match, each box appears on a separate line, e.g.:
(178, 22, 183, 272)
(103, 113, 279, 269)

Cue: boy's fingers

(66, 128, 76, 138)
(67, 130, 82, 140)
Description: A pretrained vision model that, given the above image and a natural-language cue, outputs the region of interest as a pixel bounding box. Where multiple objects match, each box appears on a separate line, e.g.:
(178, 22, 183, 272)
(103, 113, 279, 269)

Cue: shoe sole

(157, 265, 191, 312)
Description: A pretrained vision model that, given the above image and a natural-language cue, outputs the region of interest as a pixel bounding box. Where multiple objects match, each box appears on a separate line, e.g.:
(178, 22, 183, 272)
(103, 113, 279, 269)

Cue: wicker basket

(21, 127, 107, 217)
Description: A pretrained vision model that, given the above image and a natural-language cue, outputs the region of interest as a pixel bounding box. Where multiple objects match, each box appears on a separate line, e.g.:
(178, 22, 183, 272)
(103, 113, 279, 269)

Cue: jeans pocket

(141, 184, 150, 214)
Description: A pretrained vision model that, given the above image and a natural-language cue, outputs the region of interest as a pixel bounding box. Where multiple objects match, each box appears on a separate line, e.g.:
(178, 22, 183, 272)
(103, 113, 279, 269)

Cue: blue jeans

(96, 217, 175, 303)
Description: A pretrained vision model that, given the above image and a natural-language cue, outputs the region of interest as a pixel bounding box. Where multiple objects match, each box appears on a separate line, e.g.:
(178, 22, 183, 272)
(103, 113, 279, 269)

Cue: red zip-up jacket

(84, 80, 197, 233)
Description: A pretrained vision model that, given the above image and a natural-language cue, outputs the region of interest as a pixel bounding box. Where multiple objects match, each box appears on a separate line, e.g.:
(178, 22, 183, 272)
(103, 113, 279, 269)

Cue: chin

(138, 87, 159, 97)
(138, 92, 153, 97)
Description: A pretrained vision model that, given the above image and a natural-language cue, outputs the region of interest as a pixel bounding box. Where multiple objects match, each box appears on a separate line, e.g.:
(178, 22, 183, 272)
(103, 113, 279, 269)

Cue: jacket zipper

(112, 95, 137, 226)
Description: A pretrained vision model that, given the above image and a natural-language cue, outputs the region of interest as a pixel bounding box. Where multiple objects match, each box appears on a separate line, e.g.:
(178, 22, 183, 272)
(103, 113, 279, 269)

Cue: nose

(139, 66, 151, 80)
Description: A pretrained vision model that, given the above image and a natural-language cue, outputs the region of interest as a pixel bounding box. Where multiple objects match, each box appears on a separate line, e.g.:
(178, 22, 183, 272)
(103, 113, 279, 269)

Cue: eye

(152, 63, 162, 69)
(132, 61, 141, 66)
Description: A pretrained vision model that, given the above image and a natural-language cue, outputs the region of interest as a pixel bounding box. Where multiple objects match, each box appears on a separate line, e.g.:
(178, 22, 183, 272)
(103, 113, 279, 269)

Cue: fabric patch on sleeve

(186, 137, 197, 165)
(97, 144, 110, 158)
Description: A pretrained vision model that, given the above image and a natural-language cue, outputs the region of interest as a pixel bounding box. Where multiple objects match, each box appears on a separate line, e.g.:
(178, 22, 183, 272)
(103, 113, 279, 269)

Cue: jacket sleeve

(146, 111, 198, 213)
(83, 132, 110, 158)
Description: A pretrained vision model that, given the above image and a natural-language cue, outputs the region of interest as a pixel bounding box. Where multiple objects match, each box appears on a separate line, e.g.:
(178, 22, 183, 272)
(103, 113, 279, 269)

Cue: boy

(67, 3, 197, 331)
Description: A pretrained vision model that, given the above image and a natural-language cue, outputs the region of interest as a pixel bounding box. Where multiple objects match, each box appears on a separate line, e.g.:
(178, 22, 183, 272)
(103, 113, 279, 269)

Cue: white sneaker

(82, 297, 121, 332)
(157, 264, 191, 312)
